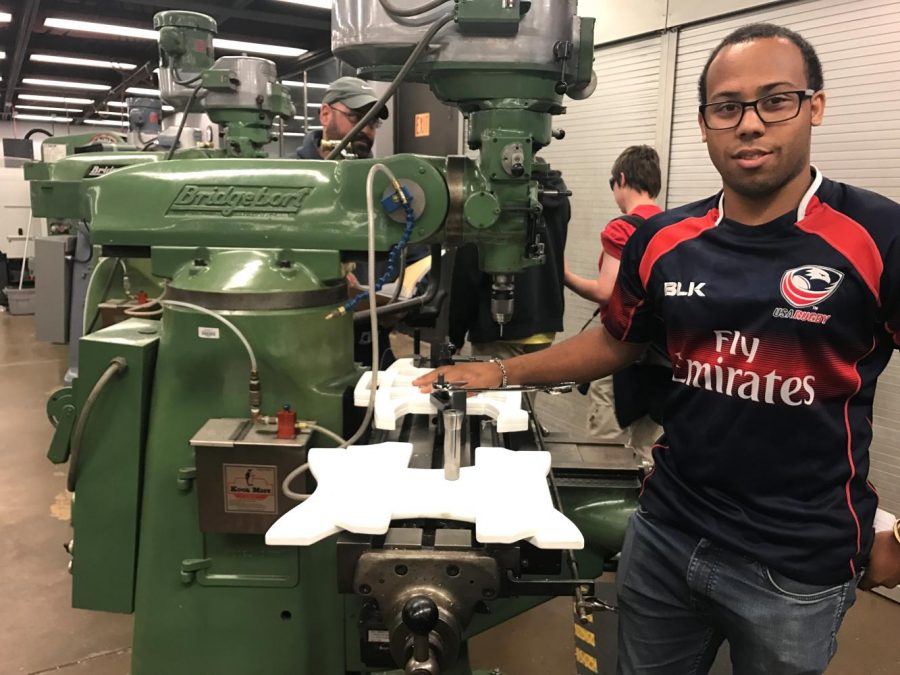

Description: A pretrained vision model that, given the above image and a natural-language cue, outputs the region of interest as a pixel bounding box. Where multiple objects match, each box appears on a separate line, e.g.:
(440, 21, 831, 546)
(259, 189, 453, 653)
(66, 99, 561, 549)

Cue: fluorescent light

(19, 93, 94, 104)
(17, 105, 83, 114)
(15, 113, 74, 123)
(0, 13, 11, 23)
(283, 80, 329, 89)
(307, 103, 322, 108)
(83, 119, 129, 127)
(0, 51, 5, 59)
(97, 110, 126, 117)
(308, 125, 323, 130)
(214, 38, 306, 58)
(282, 132, 306, 137)
(44, 17, 157, 40)
(44, 17, 306, 59)
(31, 54, 136, 70)
(275, 0, 332, 8)
(23, 77, 110, 91)
(126, 87, 160, 96)
(103, 100, 174, 112)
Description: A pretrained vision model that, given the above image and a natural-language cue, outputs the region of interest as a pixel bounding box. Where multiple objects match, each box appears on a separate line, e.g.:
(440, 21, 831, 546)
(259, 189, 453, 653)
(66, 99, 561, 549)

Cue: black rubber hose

(67, 358, 128, 492)
(25, 128, 53, 140)
(378, 0, 451, 17)
(164, 84, 202, 161)
(326, 12, 455, 160)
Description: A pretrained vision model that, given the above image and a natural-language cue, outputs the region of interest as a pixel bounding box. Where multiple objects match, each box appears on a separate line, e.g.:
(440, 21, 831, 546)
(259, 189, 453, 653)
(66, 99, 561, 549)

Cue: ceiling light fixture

(282, 132, 307, 137)
(0, 13, 11, 23)
(31, 54, 137, 70)
(282, 80, 329, 89)
(14, 113, 74, 123)
(275, 0, 332, 8)
(97, 110, 127, 117)
(214, 39, 306, 58)
(16, 104, 83, 114)
(126, 87, 160, 96)
(83, 119, 129, 127)
(22, 77, 110, 91)
(104, 100, 174, 112)
(44, 18, 306, 58)
(44, 17, 157, 40)
(19, 93, 95, 104)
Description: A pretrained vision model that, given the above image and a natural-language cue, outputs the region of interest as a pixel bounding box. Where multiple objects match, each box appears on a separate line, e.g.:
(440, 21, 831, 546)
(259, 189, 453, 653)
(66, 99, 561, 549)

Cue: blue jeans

(617, 509, 859, 675)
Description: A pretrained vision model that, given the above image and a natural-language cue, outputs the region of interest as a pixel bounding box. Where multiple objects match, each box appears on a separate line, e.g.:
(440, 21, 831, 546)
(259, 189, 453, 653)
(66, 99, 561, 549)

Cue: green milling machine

(28, 2, 642, 673)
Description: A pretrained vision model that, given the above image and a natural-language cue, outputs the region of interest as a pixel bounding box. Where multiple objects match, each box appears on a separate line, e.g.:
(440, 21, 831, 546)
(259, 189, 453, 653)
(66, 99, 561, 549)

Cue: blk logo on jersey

(780, 265, 844, 308)
(664, 281, 706, 297)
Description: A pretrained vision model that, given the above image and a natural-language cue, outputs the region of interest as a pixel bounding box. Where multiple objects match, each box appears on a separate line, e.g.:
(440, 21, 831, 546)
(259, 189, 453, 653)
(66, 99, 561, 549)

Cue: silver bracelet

(490, 358, 508, 388)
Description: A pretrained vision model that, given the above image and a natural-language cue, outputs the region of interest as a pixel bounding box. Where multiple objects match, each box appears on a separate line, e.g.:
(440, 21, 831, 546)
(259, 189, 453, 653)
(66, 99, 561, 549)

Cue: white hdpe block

(265, 443, 584, 550)
(354, 358, 529, 433)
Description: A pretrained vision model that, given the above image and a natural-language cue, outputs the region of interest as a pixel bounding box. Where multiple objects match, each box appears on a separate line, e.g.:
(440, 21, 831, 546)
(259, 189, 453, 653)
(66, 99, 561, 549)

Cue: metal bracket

(505, 569, 595, 597)
(180, 557, 212, 584)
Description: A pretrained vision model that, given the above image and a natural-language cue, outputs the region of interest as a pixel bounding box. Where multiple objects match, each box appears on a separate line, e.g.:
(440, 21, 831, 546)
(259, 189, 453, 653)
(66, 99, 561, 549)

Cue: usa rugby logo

(779, 265, 844, 308)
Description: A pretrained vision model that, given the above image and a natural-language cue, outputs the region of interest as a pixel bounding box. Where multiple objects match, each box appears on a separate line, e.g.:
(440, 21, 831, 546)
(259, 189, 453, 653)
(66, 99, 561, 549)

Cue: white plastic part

(354, 358, 529, 433)
(265, 442, 584, 550)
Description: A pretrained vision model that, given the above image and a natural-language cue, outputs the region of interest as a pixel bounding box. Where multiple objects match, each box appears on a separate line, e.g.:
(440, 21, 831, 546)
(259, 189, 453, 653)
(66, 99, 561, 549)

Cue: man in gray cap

(296, 76, 389, 159)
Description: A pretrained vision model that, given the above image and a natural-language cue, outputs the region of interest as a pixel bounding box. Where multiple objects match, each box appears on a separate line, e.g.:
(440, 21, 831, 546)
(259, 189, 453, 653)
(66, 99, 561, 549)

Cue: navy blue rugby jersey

(603, 168, 900, 585)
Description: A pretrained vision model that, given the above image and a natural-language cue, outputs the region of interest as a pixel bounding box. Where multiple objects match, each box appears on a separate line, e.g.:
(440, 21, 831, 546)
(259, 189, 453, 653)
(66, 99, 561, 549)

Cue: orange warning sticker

(415, 112, 431, 138)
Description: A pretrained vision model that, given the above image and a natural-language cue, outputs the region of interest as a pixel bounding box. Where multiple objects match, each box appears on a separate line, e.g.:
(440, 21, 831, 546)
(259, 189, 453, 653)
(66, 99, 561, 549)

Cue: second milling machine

(30, 1, 641, 673)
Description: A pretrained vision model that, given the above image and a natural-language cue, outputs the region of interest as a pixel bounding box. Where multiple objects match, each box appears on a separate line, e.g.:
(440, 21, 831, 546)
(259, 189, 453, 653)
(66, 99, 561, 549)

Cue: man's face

(321, 102, 377, 157)
(699, 37, 825, 200)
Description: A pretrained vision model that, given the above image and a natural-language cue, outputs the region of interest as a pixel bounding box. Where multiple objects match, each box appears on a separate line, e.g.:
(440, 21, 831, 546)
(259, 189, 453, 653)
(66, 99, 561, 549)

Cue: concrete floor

(2, 311, 899, 675)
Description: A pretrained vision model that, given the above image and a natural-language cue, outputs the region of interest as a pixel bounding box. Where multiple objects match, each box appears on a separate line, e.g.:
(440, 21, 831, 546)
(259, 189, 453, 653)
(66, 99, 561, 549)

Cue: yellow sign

(415, 112, 431, 138)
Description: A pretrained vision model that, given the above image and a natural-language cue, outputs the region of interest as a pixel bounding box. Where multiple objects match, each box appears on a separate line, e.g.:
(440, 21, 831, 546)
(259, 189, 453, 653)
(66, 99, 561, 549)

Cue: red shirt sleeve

(601, 218, 636, 260)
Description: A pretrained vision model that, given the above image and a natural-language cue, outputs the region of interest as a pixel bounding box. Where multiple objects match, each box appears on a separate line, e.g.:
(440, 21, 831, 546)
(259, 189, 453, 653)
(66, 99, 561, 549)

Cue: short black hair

(611, 145, 661, 198)
(698, 23, 824, 105)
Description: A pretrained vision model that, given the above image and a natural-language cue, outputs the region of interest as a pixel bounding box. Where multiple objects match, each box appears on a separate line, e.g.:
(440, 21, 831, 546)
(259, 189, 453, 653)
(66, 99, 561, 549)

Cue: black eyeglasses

(331, 106, 382, 129)
(699, 89, 816, 130)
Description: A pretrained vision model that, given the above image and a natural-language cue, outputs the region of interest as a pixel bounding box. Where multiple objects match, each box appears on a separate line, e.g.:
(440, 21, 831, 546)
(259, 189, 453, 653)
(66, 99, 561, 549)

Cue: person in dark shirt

(415, 23, 900, 674)
(296, 76, 395, 367)
(296, 76, 387, 160)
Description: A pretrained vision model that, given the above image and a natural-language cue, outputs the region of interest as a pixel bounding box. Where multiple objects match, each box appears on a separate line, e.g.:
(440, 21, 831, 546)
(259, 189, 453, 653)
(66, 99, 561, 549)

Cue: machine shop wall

(538, 0, 900, 565)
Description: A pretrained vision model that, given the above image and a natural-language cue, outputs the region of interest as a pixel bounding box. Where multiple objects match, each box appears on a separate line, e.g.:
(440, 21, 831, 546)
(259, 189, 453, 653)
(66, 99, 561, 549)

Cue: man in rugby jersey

(415, 22, 900, 674)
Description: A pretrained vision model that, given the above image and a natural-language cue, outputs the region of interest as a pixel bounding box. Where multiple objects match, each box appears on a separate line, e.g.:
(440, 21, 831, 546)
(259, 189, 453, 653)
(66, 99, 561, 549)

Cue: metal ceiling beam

(3, 0, 43, 120)
(109, 0, 329, 32)
(217, 0, 256, 29)
(282, 48, 336, 80)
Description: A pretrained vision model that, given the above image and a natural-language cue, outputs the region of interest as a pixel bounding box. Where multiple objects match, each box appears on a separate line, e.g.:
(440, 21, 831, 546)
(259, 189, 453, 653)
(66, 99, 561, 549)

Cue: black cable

(173, 64, 203, 87)
(165, 84, 203, 161)
(24, 127, 53, 140)
(378, 0, 451, 17)
(71, 221, 94, 264)
(85, 258, 121, 335)
(327, 12, 455, 160)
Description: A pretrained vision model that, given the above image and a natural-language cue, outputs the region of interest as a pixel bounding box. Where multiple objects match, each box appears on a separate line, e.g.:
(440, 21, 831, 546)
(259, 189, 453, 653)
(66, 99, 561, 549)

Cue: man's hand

(412, 361, 502, 393)
(859, 530, 900, 590)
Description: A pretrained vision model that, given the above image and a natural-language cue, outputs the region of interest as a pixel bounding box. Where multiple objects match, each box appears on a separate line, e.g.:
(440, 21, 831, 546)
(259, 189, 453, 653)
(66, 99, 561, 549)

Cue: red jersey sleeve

(601, 218, 635, 260)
